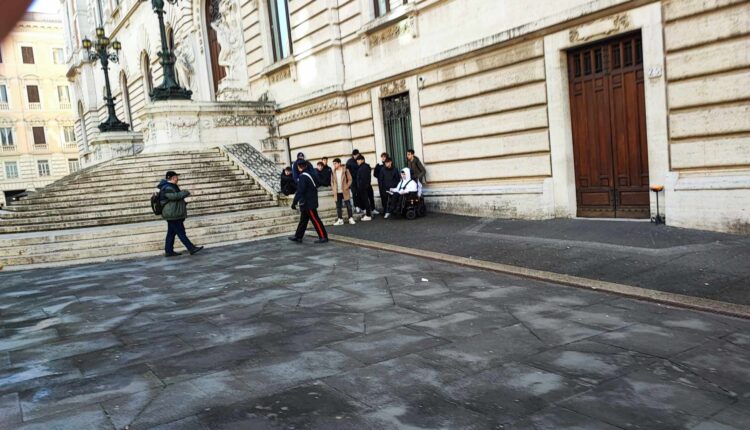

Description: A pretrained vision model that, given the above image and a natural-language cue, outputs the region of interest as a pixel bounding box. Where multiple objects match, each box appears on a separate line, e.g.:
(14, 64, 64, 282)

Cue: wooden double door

(568, 32, 650, 218)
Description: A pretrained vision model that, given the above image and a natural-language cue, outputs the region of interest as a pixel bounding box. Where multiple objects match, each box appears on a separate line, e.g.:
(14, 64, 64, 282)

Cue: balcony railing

(1, 144, 16, 152)
(0, 102, 9, 110)
(63, 142, 78, 150)
(28, 102, 42, 110)
(33, 144, 48, 151)
(59, 102, 71, 110)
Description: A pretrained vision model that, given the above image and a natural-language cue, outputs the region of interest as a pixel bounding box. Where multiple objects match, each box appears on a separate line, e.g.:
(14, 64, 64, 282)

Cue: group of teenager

(281, 149, 427, 244)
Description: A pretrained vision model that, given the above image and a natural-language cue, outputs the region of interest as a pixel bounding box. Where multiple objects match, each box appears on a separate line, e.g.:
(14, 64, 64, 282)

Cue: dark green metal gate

(382, 93, 413, 171)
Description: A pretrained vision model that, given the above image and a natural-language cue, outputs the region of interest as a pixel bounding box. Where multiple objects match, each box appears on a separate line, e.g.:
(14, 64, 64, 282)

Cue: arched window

(77, 101, 88, 151)
(141, 52, 153, 101)
(119, 71, 132, 129)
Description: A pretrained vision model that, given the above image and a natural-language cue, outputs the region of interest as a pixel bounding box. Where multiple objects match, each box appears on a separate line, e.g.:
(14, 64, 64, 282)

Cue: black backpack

(150, 190, 163, 216)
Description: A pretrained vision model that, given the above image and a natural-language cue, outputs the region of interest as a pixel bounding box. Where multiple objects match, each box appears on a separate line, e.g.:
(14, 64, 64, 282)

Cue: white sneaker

(354, 207, 361, 214)
(348, 217, 356, 225)
(372, 210, 380, 215)
(384, 213, 390, 219)
(361, 216, 372, 221)
(333, 218, 344, 226)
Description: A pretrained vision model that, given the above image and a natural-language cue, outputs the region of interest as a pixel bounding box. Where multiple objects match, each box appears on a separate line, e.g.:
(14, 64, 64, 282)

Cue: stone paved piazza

(0, 239, 748, 429)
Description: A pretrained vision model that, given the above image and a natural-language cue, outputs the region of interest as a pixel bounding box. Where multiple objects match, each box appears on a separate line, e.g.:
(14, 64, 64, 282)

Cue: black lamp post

(82, 28, 130, 132)
(143, 0, 192, 101)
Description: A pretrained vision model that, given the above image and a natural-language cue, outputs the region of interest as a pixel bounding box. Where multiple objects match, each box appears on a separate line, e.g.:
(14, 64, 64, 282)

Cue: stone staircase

(0, 149, 277, 233)
(0, 149, 336, 269)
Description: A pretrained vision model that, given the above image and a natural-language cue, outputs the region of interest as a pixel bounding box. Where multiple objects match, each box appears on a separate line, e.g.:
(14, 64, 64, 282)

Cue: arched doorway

(206, 0, 226, 95)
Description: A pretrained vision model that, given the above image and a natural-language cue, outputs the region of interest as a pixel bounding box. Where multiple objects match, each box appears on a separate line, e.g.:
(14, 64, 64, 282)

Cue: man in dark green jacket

(158, 171, 203, 257)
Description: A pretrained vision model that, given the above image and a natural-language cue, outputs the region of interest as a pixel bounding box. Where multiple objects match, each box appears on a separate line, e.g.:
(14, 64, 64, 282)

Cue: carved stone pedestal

(140, 100, 275, 154)
(81, 131, 144, 168)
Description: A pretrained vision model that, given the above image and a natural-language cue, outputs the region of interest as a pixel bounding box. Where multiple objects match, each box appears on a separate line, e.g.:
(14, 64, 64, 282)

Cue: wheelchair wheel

(417, 204, 427, 217)
(405, 209, 417, 220)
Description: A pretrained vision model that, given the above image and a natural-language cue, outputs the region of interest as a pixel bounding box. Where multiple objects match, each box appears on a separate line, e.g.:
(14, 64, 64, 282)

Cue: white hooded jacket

(390, 168, 419, 194)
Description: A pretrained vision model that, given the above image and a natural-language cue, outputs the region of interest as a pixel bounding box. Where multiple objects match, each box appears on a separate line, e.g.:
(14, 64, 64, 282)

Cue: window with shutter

(21, 46, 34, 64)
(32, 127, 46, 144)
(27, 85, 40, 103)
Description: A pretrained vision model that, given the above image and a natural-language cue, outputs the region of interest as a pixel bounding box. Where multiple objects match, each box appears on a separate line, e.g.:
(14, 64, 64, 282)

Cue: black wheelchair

(388, 191, 427, 220)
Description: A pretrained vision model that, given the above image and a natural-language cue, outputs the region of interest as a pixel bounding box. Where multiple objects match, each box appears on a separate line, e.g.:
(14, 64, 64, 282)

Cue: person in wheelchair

(386, 168, 426, 220)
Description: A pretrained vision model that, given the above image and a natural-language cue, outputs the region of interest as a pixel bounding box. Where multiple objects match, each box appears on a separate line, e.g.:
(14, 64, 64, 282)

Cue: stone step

(6, 188, 269, 210)
(0, 207, 301, 248)
(0, 223, 295, 266)
(0, 207, 339, 267)
(0, 198, 276, 224)
(0, 201, 278, 233)
(111, 149, 221, 163)
(0, 213, 302, 257)
(60, 160, 238, 179)
(109, 154, 225, 168)
(0, 193, 274, 218)
(11, 181, 263, 206)
(30, 173, 252, 196)
(41, 166, 246, 190)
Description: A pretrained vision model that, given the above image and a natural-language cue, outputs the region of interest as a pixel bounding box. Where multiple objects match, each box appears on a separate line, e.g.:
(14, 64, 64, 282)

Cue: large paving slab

(332, 213, 750, 305)
(0, 238, 747, 429)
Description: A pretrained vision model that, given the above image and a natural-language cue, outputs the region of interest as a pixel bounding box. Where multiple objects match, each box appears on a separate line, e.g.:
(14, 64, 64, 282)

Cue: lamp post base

(151, 85, 192, 101)
(98, 120, 131, 133)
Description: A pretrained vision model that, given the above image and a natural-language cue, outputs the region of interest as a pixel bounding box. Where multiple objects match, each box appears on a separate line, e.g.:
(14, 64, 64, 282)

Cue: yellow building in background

(0, 12, 78, 207)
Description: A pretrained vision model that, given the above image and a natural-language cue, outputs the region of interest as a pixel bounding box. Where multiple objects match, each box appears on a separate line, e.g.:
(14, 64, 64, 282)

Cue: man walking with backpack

(156, 171, 204, 257)
(289, 161, 328, 243)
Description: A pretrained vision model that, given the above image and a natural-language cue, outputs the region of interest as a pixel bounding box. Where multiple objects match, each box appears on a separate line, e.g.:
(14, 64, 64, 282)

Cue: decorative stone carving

(168, 118, 200, 139)
(174, 40, 196, 92)
(380, 79, 407, 97)
(268, 65, 292, 84)
(569, 14, 630, 44)
(222, 143, 282, 194)
(214, 115, 274, 127)
(276, 97, 348, 124)
(212, 0, 251, 101)
(363, 13, 418, 55)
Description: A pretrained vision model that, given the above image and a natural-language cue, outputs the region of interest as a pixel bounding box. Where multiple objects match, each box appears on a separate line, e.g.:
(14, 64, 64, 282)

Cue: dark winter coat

(280, 171, 296, 196)
(292, 172, 319, 210)
(158, 179, 190, 221)
(373, 163, 383, 185)
(407, 156, 426, 183)
(345, 157, 359, 188)
(316, 166, 332, 187)
(355, 162, 372, 192)
(378, 165, 400, 190)
(292, 159, 316, 183)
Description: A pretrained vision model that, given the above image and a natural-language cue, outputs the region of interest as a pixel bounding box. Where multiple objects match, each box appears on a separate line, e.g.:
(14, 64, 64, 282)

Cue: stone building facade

(63, 0, 750, 233)
(0, 12, 79, 207)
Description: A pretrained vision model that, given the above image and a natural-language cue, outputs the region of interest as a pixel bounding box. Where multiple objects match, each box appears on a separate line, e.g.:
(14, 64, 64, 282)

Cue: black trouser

(387, 193, 402, 213)
(336, 193, 353, 219)
(379, 187, 390, 212)
(295, 207, 328, 239)
(350, 185, 358, 208)
(356, 186, 372, 216)
(368, 187, 375, 212)
(165, 219, 195, 253)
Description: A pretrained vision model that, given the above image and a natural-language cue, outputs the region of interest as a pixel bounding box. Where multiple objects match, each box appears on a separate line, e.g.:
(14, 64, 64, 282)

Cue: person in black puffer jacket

(355, 155, 374, 221)
(280, 167, 296, 196)
(378, 158, 400, 216)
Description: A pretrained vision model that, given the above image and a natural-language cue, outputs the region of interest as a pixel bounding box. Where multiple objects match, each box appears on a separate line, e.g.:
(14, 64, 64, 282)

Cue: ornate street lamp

(82, 28, 130, 132)
(142, 0, 192, 101)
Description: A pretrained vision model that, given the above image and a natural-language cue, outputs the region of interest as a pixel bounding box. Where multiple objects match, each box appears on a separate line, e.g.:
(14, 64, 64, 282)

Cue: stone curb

(329, 234, 750, 320)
